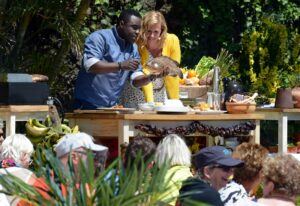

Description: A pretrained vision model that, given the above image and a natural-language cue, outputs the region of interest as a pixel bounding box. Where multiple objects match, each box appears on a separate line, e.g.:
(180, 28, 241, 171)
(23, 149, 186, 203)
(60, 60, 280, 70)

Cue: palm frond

(0, 146, 176, 205)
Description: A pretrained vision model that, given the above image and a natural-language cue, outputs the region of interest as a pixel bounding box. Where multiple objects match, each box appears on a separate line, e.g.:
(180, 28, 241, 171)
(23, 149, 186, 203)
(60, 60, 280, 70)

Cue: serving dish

(225, 102, 256, 114)
(155, 106, 189, 114)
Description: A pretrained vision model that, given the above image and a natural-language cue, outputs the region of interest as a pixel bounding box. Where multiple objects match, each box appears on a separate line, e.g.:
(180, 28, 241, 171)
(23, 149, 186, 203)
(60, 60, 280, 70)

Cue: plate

(195, 110, 227, 115)
(155, 106, 190, 114)
(96, 107, 136, 114)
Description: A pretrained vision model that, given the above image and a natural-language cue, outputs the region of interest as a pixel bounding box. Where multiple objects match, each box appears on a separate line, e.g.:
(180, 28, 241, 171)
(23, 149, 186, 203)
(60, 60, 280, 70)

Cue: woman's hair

(0, 134, 34, 166)
(137, 11, 168, 49)
(262, 154, 300, 197)
(232, 143, 268, 183)
(124, 136, 156, 169)
(155, 134, 191, 168)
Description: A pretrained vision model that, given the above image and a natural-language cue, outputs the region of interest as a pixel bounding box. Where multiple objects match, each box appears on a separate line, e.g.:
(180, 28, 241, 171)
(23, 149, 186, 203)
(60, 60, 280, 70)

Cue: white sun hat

(55, 132, 108, 158)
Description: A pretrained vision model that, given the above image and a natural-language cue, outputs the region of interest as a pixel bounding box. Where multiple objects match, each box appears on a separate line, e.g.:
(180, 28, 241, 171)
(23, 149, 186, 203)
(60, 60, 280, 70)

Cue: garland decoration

(134, 121, 256, 138)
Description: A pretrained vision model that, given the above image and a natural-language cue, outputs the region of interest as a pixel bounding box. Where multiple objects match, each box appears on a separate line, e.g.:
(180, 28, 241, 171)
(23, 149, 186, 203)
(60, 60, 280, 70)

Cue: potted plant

(275, 73, 295, 108)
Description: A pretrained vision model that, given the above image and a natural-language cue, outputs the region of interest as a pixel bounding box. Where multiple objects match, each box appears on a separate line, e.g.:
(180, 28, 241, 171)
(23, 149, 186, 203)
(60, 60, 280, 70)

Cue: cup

(213, 93, 221, 110)
(207, 92, 214, 109)
(179, 91, 189, 99)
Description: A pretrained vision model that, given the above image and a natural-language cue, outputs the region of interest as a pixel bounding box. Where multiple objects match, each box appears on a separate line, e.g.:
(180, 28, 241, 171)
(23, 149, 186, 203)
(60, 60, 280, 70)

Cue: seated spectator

(123, 136, 156, 170)
(155, 134, 192, 205)
(178, 146, 244, 206)
(0, 134, 46, 205)
(54, 132, 108, 177)
(219, 143, 268, 205)
(0, 133, 33, 168)
(258, 154, 300, 206)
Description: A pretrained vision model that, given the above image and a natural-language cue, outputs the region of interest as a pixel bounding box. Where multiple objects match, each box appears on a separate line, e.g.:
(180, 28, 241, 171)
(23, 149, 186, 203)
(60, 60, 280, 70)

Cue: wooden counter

(256, 108, 300, 153)
(0, 105, 49, 137)
(66, 110, 264, 153)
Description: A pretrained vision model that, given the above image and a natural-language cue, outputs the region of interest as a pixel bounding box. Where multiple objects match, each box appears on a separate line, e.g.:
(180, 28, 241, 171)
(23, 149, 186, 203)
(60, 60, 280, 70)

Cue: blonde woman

(155, 134, 192, 206)
(120, 11, 181, 108)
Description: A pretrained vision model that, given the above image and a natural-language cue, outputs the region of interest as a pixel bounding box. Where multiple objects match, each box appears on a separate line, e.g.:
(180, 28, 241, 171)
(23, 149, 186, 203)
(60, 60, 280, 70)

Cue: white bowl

(164, 99, 184, 107)
(138, 103, 155, 111)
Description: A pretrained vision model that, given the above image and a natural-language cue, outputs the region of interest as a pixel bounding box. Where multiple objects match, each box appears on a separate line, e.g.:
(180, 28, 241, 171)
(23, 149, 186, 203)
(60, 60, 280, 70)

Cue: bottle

(212, 66, 220, 94)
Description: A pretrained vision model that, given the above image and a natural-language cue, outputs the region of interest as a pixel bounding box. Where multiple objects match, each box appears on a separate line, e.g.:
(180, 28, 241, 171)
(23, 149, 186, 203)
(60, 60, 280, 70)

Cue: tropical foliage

(0, 147, 175, 205)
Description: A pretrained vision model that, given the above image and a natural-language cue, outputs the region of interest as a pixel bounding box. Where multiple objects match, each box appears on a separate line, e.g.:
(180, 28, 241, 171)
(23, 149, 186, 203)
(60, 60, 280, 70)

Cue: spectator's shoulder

(180, 178, 223, 206)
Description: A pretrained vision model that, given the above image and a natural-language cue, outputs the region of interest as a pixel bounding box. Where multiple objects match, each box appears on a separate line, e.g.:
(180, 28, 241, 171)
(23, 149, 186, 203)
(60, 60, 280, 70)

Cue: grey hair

(155, 134, 191, 168)
(0, 134, 34, 166)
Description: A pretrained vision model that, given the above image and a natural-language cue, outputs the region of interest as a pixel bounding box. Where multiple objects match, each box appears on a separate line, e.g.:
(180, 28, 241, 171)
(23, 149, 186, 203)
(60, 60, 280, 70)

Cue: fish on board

(146, 56, 183, 78)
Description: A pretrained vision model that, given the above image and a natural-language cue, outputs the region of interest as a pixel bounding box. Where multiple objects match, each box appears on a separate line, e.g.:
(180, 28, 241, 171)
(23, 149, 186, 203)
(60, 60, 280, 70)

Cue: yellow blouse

(138, 33, 181, 102)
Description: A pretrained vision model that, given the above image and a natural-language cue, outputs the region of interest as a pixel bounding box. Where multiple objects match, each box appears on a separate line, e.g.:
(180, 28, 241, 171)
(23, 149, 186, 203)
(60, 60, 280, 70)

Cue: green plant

(238, 18, 299, 96)
(215, 49, 235, 78)
(194, 56, 216, 78)
(0, 147, 176, 205)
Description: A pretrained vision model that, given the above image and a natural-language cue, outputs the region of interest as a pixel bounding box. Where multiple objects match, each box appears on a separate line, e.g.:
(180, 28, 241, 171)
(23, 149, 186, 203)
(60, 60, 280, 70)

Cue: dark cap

(193, 146, 244, 169)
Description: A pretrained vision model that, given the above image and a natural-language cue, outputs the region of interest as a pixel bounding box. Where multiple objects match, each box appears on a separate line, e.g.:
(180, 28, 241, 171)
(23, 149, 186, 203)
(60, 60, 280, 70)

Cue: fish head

(146, 59, 163, 73)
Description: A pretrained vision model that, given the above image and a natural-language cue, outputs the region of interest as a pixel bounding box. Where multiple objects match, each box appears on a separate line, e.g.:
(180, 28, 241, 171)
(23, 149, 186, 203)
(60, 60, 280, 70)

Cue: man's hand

(120, 59, 140, 71)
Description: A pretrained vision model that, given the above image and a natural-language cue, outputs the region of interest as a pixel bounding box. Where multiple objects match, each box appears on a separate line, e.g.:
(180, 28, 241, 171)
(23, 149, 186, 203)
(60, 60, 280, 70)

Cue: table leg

(6, 114, 16, 137)
(118, 120, 130, 155)
(253, 120, 261, 144)
(278, 114, 288, 153)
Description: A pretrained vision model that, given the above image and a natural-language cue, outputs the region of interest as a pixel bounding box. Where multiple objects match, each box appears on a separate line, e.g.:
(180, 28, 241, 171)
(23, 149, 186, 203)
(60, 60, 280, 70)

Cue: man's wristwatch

(118, 62, 122, 70)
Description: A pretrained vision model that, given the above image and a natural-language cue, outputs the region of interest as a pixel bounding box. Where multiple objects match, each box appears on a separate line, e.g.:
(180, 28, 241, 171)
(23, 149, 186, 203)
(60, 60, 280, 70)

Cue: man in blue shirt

(74, 9, 160, 109)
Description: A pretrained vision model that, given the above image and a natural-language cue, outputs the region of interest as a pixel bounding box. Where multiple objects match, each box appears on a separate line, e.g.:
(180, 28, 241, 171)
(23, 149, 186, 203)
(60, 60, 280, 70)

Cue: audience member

(0, 134, 45, 205)
(179, 146, 244, 206)
(55, 132, 108, 177)
(258, 154, 300, 206)
(123, 136, 156, 169)
(155, 134, 192, 205)
(0, 133, 34, 168)
(219, 143, 268, 205)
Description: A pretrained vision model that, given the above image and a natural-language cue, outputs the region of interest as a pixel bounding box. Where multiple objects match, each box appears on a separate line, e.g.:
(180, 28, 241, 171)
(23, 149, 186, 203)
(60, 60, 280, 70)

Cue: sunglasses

(211, 165, 233, 172)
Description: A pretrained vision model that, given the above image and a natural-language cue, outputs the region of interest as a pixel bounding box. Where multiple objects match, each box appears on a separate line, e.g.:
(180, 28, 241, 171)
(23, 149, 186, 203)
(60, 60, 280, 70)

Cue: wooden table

(66, 110, 264, 153)
(0, 105, 49, 137)
(256, 108, 300, 153)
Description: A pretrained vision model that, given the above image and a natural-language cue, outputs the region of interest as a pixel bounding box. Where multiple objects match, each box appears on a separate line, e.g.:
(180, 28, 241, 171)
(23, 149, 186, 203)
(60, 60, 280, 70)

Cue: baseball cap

(193, 146, 244, 169)
(55, 132, 108, 158)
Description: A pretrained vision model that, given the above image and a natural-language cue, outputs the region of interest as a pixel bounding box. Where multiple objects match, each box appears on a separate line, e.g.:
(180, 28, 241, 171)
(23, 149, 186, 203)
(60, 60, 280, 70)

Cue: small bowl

(226, 102, 256, 114)
(138, 103, 155, 111)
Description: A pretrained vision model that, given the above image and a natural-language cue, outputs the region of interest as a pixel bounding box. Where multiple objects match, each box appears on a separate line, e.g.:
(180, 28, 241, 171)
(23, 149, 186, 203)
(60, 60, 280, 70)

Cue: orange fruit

(179, 78, 185, 85)
(187, 70, 197, 78)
